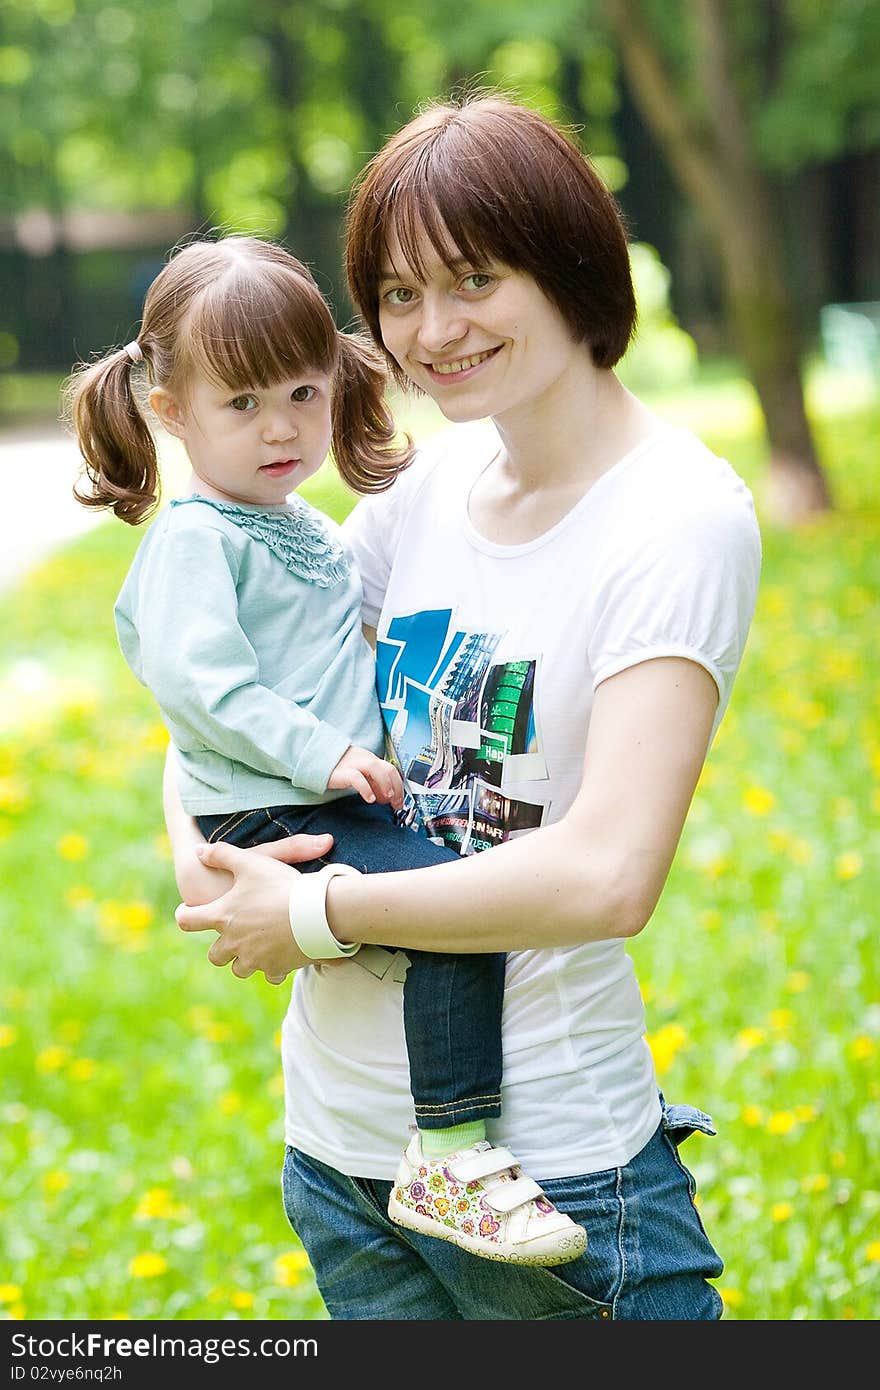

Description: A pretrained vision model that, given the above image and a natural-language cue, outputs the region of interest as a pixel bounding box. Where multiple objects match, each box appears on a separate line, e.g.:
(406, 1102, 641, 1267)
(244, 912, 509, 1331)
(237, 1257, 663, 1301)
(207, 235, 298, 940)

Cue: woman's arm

(175, 656, 718, 976)
(163, 745, 334, 980)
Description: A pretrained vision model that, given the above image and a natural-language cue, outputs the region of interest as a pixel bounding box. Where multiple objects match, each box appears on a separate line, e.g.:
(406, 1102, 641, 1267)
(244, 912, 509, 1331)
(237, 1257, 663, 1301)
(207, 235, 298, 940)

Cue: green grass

(0, 372, 878, 1321)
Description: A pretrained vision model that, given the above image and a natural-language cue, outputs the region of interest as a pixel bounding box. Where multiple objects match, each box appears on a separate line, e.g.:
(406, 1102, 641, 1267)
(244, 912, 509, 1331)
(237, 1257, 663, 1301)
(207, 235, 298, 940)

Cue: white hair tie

(123, 341, 143, 364)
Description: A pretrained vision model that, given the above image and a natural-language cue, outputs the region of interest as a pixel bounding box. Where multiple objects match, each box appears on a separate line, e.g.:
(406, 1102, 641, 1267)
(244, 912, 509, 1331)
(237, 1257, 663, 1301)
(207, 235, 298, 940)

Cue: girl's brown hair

(345, 94, 637, 384)
(68, 235, 412, 525)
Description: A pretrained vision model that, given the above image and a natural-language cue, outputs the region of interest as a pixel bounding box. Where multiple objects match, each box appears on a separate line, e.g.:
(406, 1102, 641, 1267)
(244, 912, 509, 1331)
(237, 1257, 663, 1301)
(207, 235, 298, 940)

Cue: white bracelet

(289, 863, 363, 959)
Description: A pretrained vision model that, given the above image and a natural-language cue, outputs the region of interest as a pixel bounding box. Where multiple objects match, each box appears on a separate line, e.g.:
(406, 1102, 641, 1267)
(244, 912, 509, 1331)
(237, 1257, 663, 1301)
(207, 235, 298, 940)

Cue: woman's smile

(419, 345, 503, 383)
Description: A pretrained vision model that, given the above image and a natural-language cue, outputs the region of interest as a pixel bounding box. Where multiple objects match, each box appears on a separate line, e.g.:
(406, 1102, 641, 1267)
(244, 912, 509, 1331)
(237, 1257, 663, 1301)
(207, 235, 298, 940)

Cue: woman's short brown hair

(345, 94, 637, 380)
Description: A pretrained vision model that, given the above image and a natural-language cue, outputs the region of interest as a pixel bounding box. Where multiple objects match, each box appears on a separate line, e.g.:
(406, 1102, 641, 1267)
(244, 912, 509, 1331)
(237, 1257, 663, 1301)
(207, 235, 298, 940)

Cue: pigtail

(67, 346, 160, 526)
(331, 332, 415, 494)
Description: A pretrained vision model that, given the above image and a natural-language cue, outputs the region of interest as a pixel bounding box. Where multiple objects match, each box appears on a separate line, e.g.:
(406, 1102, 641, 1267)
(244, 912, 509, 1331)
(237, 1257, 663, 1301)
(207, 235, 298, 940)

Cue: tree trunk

(605, 0, 832, 522)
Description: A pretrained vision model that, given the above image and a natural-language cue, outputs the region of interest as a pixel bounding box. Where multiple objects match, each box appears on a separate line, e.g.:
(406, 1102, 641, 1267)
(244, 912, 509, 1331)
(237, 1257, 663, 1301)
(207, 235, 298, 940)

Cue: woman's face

(377, 226, 583, 426)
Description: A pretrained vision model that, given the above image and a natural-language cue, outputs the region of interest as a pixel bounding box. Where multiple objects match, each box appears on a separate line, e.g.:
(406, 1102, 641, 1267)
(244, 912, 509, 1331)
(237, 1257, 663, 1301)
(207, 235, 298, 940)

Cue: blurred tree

(601, 0, 880, 521)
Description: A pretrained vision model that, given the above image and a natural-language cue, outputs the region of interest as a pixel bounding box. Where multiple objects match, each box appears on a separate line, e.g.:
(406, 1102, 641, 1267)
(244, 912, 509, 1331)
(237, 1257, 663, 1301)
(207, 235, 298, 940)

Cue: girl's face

(377, 227, 582, 426)
(151, 369, 333, 506)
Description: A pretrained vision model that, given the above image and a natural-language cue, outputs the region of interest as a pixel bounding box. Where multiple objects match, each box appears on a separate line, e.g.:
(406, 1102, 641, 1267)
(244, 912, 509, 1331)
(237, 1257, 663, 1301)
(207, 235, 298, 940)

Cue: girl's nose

(262, 413, 298, 443)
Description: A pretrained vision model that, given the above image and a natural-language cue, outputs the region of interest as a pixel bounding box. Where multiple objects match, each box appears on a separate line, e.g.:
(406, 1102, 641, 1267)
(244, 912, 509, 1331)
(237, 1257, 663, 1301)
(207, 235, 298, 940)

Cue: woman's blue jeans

(281, 1101, 725, 1320)
(197, 798, 506, 1127)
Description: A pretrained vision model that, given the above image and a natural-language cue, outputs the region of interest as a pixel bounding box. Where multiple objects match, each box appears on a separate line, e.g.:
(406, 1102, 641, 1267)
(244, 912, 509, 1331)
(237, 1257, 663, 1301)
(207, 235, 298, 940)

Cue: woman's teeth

(431, 350, 495, 375)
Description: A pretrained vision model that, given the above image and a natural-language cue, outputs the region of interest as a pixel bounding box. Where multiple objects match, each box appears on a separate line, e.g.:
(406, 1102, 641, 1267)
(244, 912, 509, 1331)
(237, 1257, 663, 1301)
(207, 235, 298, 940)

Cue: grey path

(0, 424, 104, 592)
(0, 423, 187, 593)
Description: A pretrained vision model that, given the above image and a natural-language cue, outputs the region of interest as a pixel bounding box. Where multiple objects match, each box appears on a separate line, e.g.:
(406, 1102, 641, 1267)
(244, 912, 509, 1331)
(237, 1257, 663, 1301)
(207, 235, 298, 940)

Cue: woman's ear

(149, 386, 187, 438)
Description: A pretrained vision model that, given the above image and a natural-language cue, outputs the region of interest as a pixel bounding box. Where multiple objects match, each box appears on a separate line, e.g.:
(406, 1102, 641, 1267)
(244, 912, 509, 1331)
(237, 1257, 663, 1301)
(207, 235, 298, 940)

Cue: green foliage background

(0, 370, 877, 1321)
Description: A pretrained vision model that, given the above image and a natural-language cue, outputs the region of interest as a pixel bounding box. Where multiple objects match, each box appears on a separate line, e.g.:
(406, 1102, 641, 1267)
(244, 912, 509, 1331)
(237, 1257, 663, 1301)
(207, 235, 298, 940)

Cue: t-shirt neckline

(462, 428, 682, 558)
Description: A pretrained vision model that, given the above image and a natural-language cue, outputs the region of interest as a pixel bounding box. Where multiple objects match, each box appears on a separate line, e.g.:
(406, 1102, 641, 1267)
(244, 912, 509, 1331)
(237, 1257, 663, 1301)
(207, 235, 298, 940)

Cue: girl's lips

(421, 345, 502, 383)
(260, 460, 299, 477)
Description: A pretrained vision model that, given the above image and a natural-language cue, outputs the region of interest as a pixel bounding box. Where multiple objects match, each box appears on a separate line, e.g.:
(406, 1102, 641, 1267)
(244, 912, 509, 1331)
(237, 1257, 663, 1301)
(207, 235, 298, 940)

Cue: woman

(167, 94, 761, 1319)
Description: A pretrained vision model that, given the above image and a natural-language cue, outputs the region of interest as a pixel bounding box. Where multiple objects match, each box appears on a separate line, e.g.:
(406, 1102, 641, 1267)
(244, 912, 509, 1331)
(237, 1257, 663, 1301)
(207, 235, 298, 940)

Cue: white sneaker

(387, 1137, 587, 1266)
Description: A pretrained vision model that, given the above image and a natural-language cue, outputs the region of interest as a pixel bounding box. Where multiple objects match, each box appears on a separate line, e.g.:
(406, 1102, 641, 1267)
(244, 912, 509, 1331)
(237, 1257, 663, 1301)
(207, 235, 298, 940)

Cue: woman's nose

(416, 293, 467, 354)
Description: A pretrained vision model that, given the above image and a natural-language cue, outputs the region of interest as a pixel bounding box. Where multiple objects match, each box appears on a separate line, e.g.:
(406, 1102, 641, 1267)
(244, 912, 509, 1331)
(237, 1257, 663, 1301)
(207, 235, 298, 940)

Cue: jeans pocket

(661, 1099, 717, 1148)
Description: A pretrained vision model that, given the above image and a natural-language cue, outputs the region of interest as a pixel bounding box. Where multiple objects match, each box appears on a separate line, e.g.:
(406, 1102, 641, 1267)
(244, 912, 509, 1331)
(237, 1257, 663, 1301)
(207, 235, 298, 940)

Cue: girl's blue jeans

(281, 1100, 725, 1320)
(197, 798, 505, 1129)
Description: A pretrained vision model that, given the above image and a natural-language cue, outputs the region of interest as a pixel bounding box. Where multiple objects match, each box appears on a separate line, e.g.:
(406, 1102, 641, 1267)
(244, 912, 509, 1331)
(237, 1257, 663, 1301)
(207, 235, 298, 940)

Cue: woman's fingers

(250, 833, 334, 864)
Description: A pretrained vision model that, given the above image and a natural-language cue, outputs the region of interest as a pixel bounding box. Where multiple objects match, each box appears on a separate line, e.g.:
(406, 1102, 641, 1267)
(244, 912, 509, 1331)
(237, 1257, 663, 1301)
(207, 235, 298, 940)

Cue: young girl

(67, 235, 586, 1268)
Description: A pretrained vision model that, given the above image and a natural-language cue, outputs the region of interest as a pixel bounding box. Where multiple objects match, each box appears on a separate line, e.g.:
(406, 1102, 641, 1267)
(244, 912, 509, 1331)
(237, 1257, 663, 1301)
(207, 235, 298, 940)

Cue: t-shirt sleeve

(340, 452, 436, 629)
(587, 482, 762, 739)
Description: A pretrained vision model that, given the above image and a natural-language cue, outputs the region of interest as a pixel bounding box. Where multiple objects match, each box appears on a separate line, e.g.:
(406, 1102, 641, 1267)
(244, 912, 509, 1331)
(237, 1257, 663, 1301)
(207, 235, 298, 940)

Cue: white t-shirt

(280, 421, 762, 1180)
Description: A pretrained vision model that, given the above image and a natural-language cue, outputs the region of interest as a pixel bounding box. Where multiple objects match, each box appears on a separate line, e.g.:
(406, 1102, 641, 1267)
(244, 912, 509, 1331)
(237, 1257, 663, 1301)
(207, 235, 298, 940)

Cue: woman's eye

(229, 394, 257, 412)
(384, 286, 416, 306)
(461, 273, 492, 291)
(291, 386, 316, 403)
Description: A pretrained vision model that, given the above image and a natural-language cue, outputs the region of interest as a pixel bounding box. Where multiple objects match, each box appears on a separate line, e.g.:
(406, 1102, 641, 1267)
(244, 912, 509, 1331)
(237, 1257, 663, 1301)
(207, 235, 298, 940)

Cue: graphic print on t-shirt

(376, 608, 547, 855)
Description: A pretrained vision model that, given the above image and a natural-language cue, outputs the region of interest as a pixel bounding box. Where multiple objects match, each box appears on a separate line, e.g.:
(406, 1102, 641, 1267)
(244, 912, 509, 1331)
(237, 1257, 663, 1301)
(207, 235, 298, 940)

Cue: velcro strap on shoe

(449, 1146, 518, 1182)
(484, 1175, 544, 1213)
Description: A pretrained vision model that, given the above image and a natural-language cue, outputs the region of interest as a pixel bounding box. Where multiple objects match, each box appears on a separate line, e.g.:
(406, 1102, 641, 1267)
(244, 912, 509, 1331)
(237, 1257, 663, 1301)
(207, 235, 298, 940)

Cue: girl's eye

(383, 286, 416, 307)
(229, 394, 257, 412)
(461, 272, 493, 292)
(291, 386, 316, 403)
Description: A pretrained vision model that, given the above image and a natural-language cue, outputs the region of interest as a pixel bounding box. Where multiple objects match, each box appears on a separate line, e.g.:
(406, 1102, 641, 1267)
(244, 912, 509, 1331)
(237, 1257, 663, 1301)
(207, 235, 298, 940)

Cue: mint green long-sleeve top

(113, 495, 385, 815)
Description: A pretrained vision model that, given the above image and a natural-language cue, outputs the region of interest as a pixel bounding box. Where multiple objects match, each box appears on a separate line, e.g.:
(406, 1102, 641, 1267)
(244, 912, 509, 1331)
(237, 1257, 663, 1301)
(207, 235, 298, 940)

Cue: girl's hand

(327, 745, 404, 808)
(175, 838, 332, 984)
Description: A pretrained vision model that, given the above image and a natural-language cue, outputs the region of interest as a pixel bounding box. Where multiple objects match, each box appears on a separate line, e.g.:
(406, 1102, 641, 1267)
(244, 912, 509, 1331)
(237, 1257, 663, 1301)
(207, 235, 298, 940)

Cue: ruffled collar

(171, 495, 350, 588)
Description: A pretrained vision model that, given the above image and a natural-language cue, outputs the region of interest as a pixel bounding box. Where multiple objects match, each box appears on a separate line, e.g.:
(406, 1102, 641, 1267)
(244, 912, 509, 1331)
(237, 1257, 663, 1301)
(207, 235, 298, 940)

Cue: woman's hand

(175, 838, 330, 984)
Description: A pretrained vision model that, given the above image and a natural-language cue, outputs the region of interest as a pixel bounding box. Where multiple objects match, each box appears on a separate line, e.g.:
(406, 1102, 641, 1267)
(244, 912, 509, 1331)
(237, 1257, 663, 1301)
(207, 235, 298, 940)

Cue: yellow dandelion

(274, 1250, 311, 1286)
(866, 1242, 880, 1264)
(140, 723, 171, 752)
(128, 1252, 168, 1279)
(719, 1286, 744, 1308)
(741, 1104, 764, 1128)
(767, 1111, 797, 1136)
(743, 785, 775, 816)
(153, 832, 173, 861)
(705, 854, 732, 880)
(267, 1073, 284, 1098)
(134, 1187, 189, 1221)
(793, 1104, 816, 1124)
(0, 1024, 18, 1048)
(735, 1027, 765, 1053)
(65, 885, 94, 909)
(771, 1202, 794, 1223)
(231, 1291, 255, 1309)
(801, 1174, 830, 1194)
(6, 1303, 25, 1319)
(850, 1036, 875, 1061)
(645, 1023, 689, 1076)
(769, 1009, 793, 1033)
(57, 833, 89, 862)
(0, 1285, 22, 1304)
(835, 852, 863, 880)
(760, 587, 789, 618)
(789, 837, 813, 865)
(58, 1020, 84, 1043)
(97, 900, 154, 952)
(699, 909, 721, 931)
(42, 1171, 70, 1195)
(831, 1150, 847, 1170)
(219, 1091, 242, 1116)
(786, 971, 810, 994)
(0, 775, 28, 813)
(69, 1058, 96, 1082)
(36, 1045, 70, 1073)
(823, 651, 859, 681)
